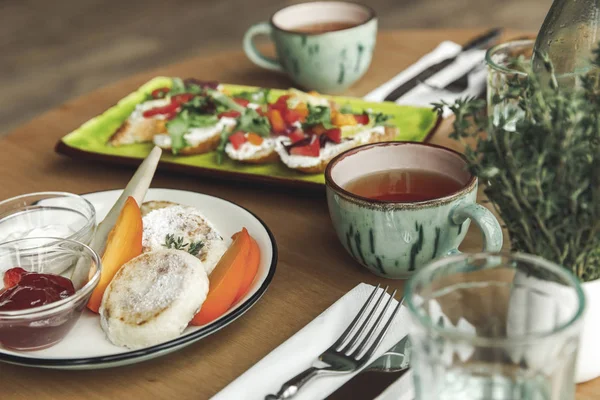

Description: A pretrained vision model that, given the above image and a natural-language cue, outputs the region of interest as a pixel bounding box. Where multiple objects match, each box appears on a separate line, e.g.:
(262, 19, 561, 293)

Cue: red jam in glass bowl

(0, 237, 101, 351)
(0, 268, 80, 351)
(0, 268, 76, 311)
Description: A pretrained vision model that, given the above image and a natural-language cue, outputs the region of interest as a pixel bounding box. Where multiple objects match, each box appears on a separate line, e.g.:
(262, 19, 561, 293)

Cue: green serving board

(56, 77, 440, 189)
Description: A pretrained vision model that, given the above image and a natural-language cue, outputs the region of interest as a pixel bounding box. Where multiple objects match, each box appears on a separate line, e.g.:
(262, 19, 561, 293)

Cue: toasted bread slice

(109, 118, 167, 146)
(142, 204, 227, 276)
(99, 250, 209, 349)
(108, 98, 172, 146)
(277, 126, 398, 174)
(224, 140, 280, 164)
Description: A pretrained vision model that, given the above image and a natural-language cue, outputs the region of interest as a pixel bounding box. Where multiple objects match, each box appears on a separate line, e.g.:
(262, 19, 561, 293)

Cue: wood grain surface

(2, 0, 552, 135)
(0, 29, 597, 400)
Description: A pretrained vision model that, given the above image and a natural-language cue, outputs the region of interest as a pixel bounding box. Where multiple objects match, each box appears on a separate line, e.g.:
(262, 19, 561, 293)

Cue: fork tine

(350, 289, 398, 359)
(330, 284, 380, 350)
(339, 286, 388, 353)
(356, 296, 403, 362)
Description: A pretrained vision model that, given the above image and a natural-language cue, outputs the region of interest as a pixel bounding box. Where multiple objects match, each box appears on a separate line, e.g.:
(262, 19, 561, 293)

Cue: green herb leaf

(163, 233, 188, 250)
(367, 111, 393, 126)
(339, 103, 354, 114)
(183, 96, 210, 110)
(236, 108, 270, 136)
(188, 241, 204, 256)
(233, 88, 271, 105)
(208, 89, 245, 112)
(166, 112, 191, 154)
(163, 234, 204, 256)
(188, 113, 219, 128)
(302, 104, 335, 130)
(446, 46, 600, 282)
(170, 78, 186, 95)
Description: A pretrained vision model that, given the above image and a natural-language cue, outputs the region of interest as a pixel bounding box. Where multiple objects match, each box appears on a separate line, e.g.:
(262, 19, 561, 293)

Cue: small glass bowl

(0, 237, 101, 351)
(0, 192, 97, 250)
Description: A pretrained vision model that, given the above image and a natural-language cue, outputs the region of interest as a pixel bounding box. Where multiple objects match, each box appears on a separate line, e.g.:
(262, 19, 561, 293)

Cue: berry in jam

(0, 268, 75, 311)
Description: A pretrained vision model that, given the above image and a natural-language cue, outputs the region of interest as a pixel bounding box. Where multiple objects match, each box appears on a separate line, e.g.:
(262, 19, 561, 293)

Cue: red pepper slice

(233, 98, 250, 107)
(354, 113, 369, 125)
(142, 100, 180, 118)
(290, 135, 320, 157)
(172, 93, 194, 105)
(270, 95, 290, 113)
(324, 128, 342, 144)
(151, 87, 170, 99)
(283, 109, 302, 124)
(229, 131, 247, 150)
(288, 130, 306, 144)
(218, 110, 242, 119)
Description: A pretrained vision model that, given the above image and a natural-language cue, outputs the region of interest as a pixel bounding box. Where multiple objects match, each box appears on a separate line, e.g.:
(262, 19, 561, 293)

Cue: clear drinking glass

(486, 40, 533, 131)
(404, 252, 586, 400)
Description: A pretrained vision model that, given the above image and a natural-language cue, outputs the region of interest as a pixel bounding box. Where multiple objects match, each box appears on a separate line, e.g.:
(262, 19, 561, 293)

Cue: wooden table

(0, 29, 597, 399)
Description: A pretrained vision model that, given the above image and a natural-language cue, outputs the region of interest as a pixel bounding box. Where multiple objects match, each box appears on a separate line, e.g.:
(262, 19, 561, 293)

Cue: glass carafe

(532, 0, 600, 88)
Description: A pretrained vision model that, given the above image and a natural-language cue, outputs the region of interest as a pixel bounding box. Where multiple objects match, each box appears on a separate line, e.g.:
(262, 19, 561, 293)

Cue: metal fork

(265, 285, 402, 400)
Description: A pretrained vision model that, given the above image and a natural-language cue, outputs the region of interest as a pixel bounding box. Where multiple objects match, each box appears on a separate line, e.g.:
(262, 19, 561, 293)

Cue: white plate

(0, 188, 277, 369)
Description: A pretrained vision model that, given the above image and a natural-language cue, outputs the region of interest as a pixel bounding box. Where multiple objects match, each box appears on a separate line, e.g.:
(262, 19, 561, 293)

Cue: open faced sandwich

(88, 196, 261, 350)
(108, 78, 398, 174)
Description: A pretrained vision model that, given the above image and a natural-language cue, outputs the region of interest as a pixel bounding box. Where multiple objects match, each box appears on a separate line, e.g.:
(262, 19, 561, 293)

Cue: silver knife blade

(364, 335, 411, 373)
(383, 27, 503, 102)
(325, 336, 411, 399)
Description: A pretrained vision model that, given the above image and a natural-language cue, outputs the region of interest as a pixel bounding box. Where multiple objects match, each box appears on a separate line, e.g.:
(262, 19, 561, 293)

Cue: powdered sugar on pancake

(142, 205, 228, 275)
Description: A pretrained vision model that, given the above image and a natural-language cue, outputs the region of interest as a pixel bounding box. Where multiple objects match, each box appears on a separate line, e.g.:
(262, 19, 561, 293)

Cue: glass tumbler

(405, 252, 585, 400)
(486, 40, 533, 131)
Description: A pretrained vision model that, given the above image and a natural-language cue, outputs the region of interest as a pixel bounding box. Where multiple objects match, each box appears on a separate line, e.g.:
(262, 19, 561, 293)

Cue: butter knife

(325, 336, 411, 399)
(383, 27, 503, 101)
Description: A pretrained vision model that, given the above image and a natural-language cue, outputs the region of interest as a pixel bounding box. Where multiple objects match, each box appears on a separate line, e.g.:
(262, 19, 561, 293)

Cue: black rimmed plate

(0, 188, 277, 369)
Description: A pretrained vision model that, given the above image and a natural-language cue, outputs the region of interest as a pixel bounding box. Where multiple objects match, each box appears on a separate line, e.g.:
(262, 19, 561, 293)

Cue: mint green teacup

(325, 142, 504, 279)
(243, 1, 377, 93)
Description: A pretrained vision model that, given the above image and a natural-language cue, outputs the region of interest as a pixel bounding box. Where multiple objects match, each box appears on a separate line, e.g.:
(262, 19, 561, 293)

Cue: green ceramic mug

(243, 1, 377, 93)
(325, 142, 504, 279)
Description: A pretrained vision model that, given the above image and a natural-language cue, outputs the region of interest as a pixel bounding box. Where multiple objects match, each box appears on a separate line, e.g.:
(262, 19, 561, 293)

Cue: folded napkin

(364, 41, 487, 117)
(213, 283, 408, 400)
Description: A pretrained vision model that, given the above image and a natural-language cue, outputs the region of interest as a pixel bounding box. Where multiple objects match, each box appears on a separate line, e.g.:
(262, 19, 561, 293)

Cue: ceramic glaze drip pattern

(327, 189, 475, 278)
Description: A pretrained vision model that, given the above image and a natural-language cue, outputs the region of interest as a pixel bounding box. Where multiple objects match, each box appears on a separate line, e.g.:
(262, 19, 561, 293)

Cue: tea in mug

(344, 169, 464, 202)
(291, 21, 358, 34)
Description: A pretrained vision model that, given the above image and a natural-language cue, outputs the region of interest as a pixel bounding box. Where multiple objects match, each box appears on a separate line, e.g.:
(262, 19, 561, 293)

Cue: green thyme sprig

(434, 46, 600, 282)
(163, 234, 204, 256)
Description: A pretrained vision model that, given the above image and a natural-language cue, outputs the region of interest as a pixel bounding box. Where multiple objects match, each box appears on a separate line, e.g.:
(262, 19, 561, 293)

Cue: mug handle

(243, 22, 284, 72)
(448, 202, 503, 255)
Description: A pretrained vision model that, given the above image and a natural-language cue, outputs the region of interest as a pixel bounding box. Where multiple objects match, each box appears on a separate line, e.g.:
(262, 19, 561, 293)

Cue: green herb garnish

(339, 103, 354, 114)
(435, 46, 600, 282)
(233, 88, 271, 105)
(163, 234, 204, 256)
(169, 78, 187, 95)
(208, 89, 245, 112)
(302, 104, 335, 130)
(236, 108, 270, 136)
(187, 240, 205, 257)
(166, 114, 190, 155)
(166, 110, 219, 154)
(368, 111, 392, 126)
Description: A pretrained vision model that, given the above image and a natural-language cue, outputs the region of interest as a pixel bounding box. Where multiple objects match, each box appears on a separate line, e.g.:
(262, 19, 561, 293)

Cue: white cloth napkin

(364, 41, 487, 117)
(212, 283, 408, 400)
